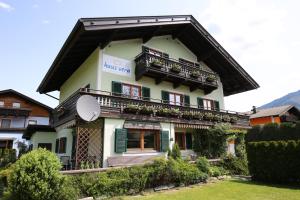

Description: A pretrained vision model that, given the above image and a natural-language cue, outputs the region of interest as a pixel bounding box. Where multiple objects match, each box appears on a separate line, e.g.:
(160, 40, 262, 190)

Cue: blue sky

(1, 0, 300, 111)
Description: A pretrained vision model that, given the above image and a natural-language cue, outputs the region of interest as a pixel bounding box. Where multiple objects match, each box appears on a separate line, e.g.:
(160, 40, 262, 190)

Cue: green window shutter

(160, 130, 169, 152)
(184, 95, 190, 107)
(59, 137, 67, 154)
(55, 139, 59, 153)
(214, 101, 220, 111)
(112, 81, 122, 96)
(185, 133, 193, 149)
(197, 97, 204, 109)
(161, 91, 169, 103)
(115, 128, 127, 153)
(142, 87, 150, 101)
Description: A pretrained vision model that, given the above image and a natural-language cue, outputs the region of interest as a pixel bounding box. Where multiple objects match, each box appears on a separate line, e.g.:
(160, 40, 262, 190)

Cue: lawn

(122, 180, 300, 200)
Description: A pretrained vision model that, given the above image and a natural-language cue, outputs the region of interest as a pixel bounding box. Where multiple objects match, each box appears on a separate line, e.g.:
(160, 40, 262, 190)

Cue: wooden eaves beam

(100, 30, 118, 49)
(172, 24, 190, 40)
(142, 26, 162, 43)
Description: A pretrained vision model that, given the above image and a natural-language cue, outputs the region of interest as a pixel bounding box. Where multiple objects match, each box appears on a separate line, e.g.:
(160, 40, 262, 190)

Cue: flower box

(222, 115, 231, 122)
(230, 116, 238, 123)
(191, 70, 201, 78)
(206, 75, 216, 83)
(170, 64, 181, 73)
(204, 112, 214, 121)
(139, 106, 154, 115)
(151, 60, 164, 69)
(123, 105, 139, 114)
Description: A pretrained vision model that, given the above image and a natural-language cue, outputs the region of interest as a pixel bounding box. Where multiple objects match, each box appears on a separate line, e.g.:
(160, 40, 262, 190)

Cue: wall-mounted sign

(102, 54, 132, 77)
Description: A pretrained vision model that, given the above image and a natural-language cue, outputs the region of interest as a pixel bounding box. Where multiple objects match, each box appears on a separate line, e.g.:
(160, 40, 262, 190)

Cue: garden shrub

(146, 158, 169, 186)
(247, 140, 300, 183)
(168, 143, 181, 160)
(219, 155, 249, 175)
(0, 149, 16, 168)
(195, 157, 210, 174)
(209, 166, 222, 177)
(167, 158, 207, 186)
(70, 173, 97, 198)
(8, 148, 77, 200)
(127, 166, 149, 193)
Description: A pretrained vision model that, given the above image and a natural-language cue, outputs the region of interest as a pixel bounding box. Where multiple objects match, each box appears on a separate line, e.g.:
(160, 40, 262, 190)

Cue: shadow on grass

(229, 179, 300, 191)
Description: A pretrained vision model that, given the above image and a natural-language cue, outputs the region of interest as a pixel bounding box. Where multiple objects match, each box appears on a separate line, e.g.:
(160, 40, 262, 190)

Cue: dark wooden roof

(0, 89, 53, 111)
(37, 15, 259, 96)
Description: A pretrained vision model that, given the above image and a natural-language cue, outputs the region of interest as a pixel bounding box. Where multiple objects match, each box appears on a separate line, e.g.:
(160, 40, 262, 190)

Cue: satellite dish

(76, 95, 100, 122)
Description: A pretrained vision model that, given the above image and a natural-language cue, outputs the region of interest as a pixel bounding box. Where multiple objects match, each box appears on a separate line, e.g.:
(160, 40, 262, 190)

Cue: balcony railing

(135, 52, 218, 93)
(54, 88, 250, 128)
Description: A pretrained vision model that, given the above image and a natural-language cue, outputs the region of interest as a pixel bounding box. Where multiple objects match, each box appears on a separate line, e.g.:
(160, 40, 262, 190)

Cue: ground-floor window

(38, 143, 52, 151)
(175, 132, 192, 150)
(127, 129, 159, 151)
(55, 137, 67, 154)
(0, 140, 13, 149)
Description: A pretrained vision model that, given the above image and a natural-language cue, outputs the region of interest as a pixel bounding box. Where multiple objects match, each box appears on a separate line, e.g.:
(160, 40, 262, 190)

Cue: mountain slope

(260, 90, 300, 110)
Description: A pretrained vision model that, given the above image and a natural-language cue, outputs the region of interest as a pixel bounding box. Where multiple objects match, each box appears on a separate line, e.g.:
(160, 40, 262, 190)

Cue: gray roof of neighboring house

(250, 105, 297, 119)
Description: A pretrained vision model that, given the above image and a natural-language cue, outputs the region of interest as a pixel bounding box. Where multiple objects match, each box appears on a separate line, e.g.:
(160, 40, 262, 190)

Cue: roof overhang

(37, 15, 259, 96)
(23, 125, 55, 140)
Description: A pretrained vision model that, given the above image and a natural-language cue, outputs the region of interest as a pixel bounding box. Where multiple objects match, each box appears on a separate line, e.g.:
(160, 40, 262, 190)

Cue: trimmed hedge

(247, 140, 300, 183)
(246, 122, 300, 142)
(72, 158, 208, 198)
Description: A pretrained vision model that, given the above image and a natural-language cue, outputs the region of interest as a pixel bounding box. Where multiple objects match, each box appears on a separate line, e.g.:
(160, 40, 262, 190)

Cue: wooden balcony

(135, 52, 218, 93)
(54, 89, 250, 129)
(0, 107, 31, 116)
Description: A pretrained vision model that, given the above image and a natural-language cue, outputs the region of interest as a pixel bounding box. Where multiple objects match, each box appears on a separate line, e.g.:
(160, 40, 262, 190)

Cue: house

(250, 105, 300, 126)
(36, 15, 259, 169)
(0, 89, 53, 155)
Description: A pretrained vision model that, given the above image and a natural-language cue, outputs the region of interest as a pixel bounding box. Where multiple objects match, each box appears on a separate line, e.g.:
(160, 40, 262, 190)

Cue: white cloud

(32, 4, 39, 9)
(197, 0, 300, 112)
(0, 1, 13, 11)
(42, 20, 51, 24)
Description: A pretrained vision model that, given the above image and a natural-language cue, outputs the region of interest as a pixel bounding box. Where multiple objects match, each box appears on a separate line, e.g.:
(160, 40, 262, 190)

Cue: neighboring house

(0, 89, 53, 155)
(36, 15, 259, 169)
(250, 105, 300, 126)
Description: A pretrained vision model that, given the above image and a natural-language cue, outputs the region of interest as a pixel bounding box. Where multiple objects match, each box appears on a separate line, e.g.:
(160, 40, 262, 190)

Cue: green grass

(121, 180, 300, 200)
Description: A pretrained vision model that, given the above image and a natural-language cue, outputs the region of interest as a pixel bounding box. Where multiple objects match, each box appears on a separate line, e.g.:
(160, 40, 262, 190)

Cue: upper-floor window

(112, 81, 150, 100)
(122, 83, 141, 99)
(161, 91, 190, 107)
(28, 120, 37, 125)
(1, 119, 11, 128)
(198, 98, 220, 111)
(169, 92, 183, 106)
(12, 102, 21, 108)
(0, 101, 4, 107)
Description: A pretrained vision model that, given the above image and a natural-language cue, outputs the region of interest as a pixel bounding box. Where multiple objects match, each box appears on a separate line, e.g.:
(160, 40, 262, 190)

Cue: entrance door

(175, 132, 193, 150)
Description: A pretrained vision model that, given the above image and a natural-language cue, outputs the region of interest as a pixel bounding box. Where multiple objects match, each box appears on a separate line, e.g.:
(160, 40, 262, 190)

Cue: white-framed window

(0, 101, 4, 107)
(28, 120, 37, 125)
(1, 119, 11, 128)
(169, 92, 182, 106)
(12, 102, 21, 108)
(122, 83, 141, 99)
(203, 99, 213, 110)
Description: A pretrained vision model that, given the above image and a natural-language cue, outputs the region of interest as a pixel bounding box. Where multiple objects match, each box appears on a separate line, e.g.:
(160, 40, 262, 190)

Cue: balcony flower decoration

(170, 63, 181, 73)
(169, 108, 181, 117)
(230, 116, 238, 123)
(193, 112, 204, 120)
(123, 104, 140, 114)
(191, 70, 201, 78)
(156, 108, 170, 117)
(139, 105, 155, 115)
(222, 115, 231, 122)
(151, 59, 164, 69)
(204, 112, 214, 121)
(213, 114, 222, 122)
(206, 74, 217, 83)
(182, 111, 194, 120)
